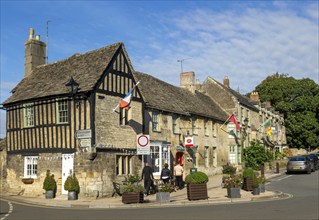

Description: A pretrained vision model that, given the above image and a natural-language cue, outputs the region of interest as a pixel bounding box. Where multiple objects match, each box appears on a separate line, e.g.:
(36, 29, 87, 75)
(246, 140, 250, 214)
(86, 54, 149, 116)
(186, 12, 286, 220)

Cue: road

(1, 171, 318, 220)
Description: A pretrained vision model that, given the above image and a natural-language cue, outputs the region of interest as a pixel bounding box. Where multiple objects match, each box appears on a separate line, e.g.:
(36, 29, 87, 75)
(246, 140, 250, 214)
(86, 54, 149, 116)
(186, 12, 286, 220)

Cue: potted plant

(258, 176, 266, 193)
(221, 163, 237, 188)
(224, 174, 243, 198)
(64, 173, 80, 200)
(156, 182, 175, 203)
(252, 174, 260, 195)
(121, 182, 144, 204)
(242, 167, 254, 191)
(43, 170, 57, 199)
(185, 171, 209, 201)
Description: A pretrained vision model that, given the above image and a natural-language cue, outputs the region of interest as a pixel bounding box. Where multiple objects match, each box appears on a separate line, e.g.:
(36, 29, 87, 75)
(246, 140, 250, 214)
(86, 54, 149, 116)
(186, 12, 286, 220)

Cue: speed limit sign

(137, 134, 150, 155)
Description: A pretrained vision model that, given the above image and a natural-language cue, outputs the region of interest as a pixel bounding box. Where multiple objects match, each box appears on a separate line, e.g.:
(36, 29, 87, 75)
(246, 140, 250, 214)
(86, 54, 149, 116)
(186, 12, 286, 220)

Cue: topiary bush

(64, 173, 80, 192)
(185, 171, 209, 184)
(243, 167, 254, 179)
(43, 170, 57, 191)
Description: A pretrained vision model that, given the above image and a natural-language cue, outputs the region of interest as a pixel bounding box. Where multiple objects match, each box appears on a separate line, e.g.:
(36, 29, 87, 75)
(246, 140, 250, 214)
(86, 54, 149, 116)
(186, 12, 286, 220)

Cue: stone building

(2, 28, 232, 198)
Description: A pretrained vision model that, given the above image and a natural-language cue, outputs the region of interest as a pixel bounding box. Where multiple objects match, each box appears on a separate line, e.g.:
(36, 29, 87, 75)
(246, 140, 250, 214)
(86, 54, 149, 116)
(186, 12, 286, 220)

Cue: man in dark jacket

(141, 162, 154, 195)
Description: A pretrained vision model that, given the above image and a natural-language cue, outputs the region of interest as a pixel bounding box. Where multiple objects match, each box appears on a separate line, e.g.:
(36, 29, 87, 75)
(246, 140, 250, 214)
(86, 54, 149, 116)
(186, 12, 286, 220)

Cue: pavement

(0, 169, 290, 209)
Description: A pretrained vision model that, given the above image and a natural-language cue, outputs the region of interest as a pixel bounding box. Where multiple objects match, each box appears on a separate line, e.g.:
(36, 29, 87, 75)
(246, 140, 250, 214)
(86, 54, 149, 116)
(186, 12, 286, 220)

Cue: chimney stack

(223, 76, 230, 88)
(180, 71, 195, 93)
(24, 28, 46, 78)
(250, 92, 260, 102)
(195, 79, 201, 91)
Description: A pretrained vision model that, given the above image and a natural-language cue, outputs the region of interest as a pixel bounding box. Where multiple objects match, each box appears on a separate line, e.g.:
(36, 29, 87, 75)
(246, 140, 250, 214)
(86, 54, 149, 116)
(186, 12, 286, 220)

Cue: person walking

(160, 163, 172, 184)
(174, 162, 184, 190)
(141, 162, 154, 195)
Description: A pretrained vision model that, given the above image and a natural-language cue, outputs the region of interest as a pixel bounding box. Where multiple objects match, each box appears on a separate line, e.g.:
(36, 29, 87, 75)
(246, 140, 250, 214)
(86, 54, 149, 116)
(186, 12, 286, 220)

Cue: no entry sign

(136, 134, 150, 155)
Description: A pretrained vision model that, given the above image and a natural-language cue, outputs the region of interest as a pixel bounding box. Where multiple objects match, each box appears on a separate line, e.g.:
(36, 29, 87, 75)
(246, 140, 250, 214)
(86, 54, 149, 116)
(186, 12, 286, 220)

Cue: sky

(0, 0, 318, 138)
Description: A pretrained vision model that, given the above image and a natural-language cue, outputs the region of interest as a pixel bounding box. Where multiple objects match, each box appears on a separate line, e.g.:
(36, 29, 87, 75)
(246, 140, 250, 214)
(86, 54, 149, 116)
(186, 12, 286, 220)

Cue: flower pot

(122, 192, 144, 204)
(252, 187, 260, 195)
(243, 178, 253, 191)
(156, 192, 170, 203)
(227, 187, 241, 198)
(45, 190, 55, 199)
(22, 178, 34, 184)
(259, 183, 265, 193)
(68, 191, 78, 200)
(187, 183, 208, 201)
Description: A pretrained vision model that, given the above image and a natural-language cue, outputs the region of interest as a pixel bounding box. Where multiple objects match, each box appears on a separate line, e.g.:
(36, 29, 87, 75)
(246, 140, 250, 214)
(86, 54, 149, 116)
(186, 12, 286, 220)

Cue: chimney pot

(29, 28, 34, 39)
(35, 34, 40, 40)
(223, 76, 230, 88)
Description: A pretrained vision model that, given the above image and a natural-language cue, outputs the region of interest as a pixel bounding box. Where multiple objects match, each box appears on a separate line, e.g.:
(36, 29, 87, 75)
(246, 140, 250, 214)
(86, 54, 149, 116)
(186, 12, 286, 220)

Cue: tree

(254, 73, 319, 150)
(243, 140, 273, 170)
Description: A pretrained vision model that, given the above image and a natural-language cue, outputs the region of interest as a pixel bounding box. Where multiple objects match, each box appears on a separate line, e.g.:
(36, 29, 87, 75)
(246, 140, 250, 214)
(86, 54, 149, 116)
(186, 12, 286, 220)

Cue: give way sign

(136, 134, 150, 155)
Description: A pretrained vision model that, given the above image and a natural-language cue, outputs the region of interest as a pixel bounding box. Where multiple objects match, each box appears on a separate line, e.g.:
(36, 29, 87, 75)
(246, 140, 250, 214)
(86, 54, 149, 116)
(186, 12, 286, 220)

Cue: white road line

(276, 175, 292, 181)
(0, 201, 13, 220)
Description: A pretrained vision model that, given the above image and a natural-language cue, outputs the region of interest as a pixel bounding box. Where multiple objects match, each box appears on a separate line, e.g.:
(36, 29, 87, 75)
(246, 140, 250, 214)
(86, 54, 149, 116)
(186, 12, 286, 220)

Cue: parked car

(286, 156, 311, 174)
(307, 154, 319, 171)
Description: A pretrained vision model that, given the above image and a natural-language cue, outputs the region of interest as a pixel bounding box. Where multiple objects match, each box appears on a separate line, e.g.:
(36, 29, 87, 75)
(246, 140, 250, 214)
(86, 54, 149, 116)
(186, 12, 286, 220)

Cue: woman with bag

(160, 163, 172, 184)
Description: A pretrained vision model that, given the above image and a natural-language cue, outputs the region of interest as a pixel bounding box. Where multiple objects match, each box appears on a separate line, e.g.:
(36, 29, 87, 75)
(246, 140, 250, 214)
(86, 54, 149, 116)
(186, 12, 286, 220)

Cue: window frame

(24, 156, 38, 178)
(172, 115, 179, 134)
(204, 119, 209, 136)
(119, 108, 131, 126)
(152, 112, 161, 132)
(116, 155, 132, 176)
(23, 103, 34, 128)
(192, 117, 197, 135)
(56, 99, 69, 124)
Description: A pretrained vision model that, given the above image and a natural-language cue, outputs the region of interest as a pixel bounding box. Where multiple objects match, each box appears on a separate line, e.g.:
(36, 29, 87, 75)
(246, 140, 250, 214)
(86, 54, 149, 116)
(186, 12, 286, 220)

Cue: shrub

(252, 174, 260, 188)
(64, 174, 80, 192)
(243, 167, 254, 179)
(185, 171, 209, 184)
(243, 140, 274, 170)
(222, 164, 237, 176)
(127, 173, 141, 184)
(121, 183, 144, 193)
(158, 183, 175, 193)
(223, 174, 243, 188)
(43, 170, 57, 191)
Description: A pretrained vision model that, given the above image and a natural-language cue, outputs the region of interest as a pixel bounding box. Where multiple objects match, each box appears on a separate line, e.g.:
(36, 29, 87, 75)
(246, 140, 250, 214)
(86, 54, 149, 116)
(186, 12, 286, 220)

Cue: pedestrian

(174, 162, 184, 190)
(160, 163, 172, 184)
(141, 162, 154, 195)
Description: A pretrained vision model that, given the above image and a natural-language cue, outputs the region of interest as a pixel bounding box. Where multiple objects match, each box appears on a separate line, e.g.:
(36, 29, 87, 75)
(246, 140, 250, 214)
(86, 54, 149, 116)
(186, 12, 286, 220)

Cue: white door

(62, 153, 74, 194)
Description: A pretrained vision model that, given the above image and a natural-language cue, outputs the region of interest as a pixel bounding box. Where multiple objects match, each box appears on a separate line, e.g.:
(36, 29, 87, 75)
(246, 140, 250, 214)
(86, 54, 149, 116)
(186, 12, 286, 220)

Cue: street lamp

(65, 77, 79, 96)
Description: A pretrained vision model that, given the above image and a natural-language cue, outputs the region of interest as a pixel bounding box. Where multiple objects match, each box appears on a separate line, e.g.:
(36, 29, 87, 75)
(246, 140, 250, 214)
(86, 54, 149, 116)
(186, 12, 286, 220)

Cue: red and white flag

(113, 80, 141, 111)
(227, 114, 241, 131)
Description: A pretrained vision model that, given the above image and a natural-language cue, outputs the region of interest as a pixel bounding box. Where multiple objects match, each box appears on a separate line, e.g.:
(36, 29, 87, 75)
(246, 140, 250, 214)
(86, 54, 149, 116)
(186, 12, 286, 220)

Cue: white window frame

(212, 121, 217, 137)
(152, 112, 161, 132)
(228, 124, 236, 138)
(120, 108, 131, 126)
(56, 99, 68, 124)
(192, 117, 197, 135)
(116, 155, 132, 175)
(204, 119, 209, 136)
(204, 146, 209, 168)
(24, 156, 38, 178)
(24, 103, 34, 128)
(172, 115, 179, 134)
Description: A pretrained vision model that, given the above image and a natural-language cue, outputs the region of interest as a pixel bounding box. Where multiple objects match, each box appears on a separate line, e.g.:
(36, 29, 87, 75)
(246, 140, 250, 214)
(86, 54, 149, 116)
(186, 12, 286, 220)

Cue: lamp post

(241, 118, 249, 164)
(65, 77, 79, 96)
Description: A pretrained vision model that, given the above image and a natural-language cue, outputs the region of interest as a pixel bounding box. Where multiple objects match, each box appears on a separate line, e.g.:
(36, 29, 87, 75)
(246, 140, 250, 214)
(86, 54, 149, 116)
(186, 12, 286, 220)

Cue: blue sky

(1, 0, 318, 138)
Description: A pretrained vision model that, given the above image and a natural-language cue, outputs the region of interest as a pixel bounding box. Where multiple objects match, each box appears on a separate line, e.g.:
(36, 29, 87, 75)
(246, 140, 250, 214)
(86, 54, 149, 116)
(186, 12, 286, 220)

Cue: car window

(289, 157, 305, 161)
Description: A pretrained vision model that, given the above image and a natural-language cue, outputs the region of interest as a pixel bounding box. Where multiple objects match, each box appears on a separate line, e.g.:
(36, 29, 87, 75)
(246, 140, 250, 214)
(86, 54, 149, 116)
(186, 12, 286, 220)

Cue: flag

(228, 114, 241, 131)
(118, 80, 141, 110)
(267, 127, 273, 136)
(263, 119, 271, 128)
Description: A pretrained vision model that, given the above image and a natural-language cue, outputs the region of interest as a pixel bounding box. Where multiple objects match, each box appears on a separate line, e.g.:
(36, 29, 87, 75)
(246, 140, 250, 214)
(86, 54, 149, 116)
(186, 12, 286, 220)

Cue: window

(57, 99, 68, 124)
(145, 144, 170, 176)
(204, 119, 209, 136)
(204, 146, 209, 168)
(116, 155, 132, 175)
(172, 115, 179, 134)
(229, 146, 236, 164)
(24, 103, 34, 127)
(212, 121, 217, 137)
(192, 117, 197, 135)
(228, 124, 236, 138)
(152, 112, 160, 132)
(120, 108, 131, 125)
(24, 156, 38, 178)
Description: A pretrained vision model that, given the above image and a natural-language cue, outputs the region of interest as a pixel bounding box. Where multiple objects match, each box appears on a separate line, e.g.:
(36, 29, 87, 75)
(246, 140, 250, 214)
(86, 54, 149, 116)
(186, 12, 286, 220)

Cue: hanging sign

(136, 134, 150, 155)
(185, 137, 193, 147)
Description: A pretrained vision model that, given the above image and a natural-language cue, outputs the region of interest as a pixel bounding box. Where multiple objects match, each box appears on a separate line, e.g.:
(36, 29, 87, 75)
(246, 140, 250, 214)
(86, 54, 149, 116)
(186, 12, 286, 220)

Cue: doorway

(61, 153, 74, 194)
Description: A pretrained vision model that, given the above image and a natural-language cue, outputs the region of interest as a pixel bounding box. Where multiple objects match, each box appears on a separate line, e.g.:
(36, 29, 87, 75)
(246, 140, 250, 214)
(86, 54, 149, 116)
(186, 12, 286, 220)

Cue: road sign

(137, 134, 150, 155)
(185, 137, 193, 147)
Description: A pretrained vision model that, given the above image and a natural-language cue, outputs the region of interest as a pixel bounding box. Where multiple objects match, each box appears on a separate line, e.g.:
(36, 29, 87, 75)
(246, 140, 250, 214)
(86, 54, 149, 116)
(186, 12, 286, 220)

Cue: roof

(3, 42, 123, 105)
(0, 138, 6, 151)
(133, 72, 228, 121)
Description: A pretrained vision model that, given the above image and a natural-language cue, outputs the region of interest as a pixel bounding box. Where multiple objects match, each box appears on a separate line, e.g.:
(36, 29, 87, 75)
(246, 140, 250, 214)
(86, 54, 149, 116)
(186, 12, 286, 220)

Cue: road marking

(0, 201, 13, 220)
(276, 175, 292, 181)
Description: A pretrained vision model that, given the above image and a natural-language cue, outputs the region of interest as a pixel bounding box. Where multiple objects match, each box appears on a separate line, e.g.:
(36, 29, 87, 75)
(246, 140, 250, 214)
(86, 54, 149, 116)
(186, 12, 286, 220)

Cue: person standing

(160, 163, 172, 184)
(141, 162, 154, 195)
(174, 162, 184, 190)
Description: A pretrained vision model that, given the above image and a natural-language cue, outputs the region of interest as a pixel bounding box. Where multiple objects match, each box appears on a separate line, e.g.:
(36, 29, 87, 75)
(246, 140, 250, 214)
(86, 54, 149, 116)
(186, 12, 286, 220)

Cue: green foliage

(243, 140, 274, 170)
(222, 164, 237, 176)
(255, 74, 319, 150)
(43, 170, 57, 191)
(158, 183, 175, 193)
(242, 167, 254, 179)
(121, 183, 144, 193)
(185, 171, 209, 184)
(64, 174, 80, 192)
(223, 174, 243, 188)
(252, 174, 260, 188)
(127, 173, 141, 184)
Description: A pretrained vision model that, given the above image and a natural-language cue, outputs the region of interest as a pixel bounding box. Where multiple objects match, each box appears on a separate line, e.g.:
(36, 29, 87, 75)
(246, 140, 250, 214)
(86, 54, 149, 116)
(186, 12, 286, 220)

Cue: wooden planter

(187, 183, 208, 201)
(227, 188, 241, 198)
(242, 178, 253, 191)
(122, 192, 144, 204)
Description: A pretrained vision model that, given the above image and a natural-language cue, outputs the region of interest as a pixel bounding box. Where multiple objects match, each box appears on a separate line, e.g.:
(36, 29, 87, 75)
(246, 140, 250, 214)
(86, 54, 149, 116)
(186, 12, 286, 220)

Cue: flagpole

(112, 80, 141, 112)
(219, 114, 232, 129)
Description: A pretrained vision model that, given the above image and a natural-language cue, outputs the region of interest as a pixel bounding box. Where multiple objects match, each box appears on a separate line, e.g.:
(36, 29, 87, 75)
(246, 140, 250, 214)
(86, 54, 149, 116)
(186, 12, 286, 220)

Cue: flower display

(223, 174, 243, 188)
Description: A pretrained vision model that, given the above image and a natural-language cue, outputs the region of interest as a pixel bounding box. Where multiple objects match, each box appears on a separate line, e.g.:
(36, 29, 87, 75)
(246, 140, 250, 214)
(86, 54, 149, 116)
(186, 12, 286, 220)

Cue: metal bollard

(276, 162, 279, 174)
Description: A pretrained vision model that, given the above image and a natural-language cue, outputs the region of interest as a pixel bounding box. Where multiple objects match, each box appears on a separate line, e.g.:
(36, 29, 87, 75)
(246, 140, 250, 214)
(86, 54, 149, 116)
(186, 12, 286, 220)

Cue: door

(62, 153, 74, 194)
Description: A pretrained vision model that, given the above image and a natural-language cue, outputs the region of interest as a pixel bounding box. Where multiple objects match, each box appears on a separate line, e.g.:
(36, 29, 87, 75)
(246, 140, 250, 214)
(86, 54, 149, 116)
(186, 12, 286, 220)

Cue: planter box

(68, 191, 78, 200)
(156, 192, 170, 203)
(227, 187, 241, 198)
(122, 192, 144, 204)
(252, 187, 260, 195)
(187, 183, 208, 201)
(45, 190, 55, 199)
(242, 178, 253, 191)
(259, 183, 265, 193)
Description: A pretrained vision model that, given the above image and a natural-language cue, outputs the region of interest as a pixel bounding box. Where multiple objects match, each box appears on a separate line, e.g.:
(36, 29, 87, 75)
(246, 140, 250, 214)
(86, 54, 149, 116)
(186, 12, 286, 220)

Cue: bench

(112, 182, 122, 197)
